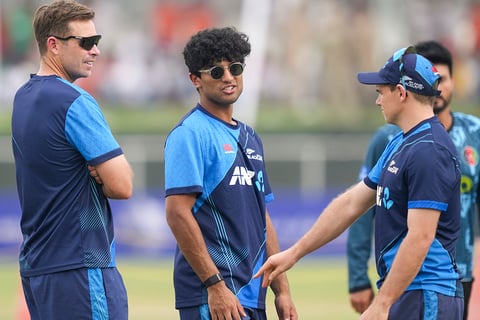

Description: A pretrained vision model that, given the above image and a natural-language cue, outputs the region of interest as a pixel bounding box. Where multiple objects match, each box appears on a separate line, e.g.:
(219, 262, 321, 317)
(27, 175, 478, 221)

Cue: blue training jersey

(12, 75, 123, 277)
(164, 104, 273, 310)
(449, 112, 480, 281)
(364, 117, 462, 296)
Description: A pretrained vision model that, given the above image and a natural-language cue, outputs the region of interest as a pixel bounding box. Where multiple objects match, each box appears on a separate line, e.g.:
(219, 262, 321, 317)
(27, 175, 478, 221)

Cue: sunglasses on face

(50, 34, 102, 50)
(198, 62, 245, 80)
(392, 46, 416, 89)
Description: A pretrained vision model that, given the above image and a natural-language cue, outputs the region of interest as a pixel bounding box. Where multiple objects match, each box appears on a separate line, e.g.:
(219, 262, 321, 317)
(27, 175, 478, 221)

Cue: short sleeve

(65, 94, 121, 164)
(164, 125, 204, 196)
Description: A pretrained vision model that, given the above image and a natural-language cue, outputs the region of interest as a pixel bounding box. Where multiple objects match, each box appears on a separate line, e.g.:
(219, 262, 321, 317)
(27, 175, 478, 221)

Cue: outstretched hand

(253, 249, 297, 288)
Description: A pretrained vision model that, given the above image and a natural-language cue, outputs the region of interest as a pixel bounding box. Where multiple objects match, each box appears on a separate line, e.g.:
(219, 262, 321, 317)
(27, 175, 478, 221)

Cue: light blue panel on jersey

(165, 108, 240, 210)
(367, 132, 403, 185)
(236, 248, 266, 308)
(380, 236, 458, 296)
(61, 79, 120, 162)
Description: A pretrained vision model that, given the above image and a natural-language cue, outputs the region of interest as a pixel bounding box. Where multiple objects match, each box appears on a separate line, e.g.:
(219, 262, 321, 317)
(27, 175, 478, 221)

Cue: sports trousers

(389, 289, 463, 320)
(179, 304, 266, 320)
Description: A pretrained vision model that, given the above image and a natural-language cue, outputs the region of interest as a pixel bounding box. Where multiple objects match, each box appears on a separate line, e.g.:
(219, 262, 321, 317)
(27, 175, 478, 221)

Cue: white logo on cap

(403, 75, 424, 90)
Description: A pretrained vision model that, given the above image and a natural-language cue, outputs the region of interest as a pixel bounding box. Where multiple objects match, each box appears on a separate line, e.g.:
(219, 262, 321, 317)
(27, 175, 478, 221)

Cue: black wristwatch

(203, 273, 224, 288)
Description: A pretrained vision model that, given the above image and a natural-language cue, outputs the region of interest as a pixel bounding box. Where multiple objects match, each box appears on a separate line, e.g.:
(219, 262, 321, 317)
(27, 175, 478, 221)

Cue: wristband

(203, 273, 224, 288)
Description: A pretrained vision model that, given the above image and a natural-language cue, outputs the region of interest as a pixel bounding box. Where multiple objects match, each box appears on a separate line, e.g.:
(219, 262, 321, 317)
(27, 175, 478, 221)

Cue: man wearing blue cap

(348, 40, 480, 320)
(254, 47, 464, 319)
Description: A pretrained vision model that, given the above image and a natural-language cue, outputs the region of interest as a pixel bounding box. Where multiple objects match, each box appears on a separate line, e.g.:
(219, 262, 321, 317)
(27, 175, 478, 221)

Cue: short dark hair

(183, 27, 251, 77)
(415, 40, 453, 76)
(33, 0, 95, 55)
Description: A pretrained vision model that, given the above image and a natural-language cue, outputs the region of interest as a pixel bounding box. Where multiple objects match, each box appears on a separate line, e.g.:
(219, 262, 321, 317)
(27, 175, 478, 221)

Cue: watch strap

(203, 273, 224, 288)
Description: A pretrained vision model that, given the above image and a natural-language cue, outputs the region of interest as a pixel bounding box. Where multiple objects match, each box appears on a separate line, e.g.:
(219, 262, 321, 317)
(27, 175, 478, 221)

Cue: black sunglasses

(392, 46, 416, 89)
(198, 62, 245, 80)
(50, 35, 102, 50)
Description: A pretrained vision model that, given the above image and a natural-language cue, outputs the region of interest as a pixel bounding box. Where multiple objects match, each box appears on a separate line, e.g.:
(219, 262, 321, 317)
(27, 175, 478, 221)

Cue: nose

(221, 67, 234, 80)
(90, 45, 100, 56)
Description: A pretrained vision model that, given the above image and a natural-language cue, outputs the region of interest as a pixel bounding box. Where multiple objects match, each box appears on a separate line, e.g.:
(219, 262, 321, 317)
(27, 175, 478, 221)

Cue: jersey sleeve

(164, 125, 204, 196)
(407, 144, 459, 211)
(65, 94, 121, 165)
(365, 132, 403, 188)
(359, 126, 399, 180)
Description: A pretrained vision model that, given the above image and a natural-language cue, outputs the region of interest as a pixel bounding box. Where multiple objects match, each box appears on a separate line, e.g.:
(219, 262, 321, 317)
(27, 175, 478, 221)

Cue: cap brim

(357, 72, 390, 85)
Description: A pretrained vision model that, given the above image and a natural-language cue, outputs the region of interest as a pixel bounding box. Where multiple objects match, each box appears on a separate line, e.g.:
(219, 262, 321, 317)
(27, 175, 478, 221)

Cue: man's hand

(358, 298, 390, 320)
(274, 291, 298, 320)
(350, 288, 374, 314)
(254, 249, 297, 288)
(207, 282, 246, 320)
(88, 165, 103, 184)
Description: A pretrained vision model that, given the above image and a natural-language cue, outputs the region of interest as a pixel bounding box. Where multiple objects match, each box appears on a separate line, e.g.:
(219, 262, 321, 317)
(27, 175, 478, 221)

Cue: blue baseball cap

(357, 46, 441, 96)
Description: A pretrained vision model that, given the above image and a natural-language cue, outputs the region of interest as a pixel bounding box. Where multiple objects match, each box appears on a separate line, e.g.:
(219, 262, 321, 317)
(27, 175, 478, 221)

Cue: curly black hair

(183, 27, 251, 77)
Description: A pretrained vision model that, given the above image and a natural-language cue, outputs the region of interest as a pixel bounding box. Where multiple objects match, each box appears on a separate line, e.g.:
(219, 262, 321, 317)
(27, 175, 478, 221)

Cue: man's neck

(37, 56, 72, 82)
(436, 109, 453, 131)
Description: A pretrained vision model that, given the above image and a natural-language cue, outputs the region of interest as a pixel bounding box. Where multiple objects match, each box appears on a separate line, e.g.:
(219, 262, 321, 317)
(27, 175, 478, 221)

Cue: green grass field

(0, 257, 374, 319)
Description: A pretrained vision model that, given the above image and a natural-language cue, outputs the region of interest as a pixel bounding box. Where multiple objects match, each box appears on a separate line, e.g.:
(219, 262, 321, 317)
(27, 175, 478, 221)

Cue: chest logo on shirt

(463, 146, 478, 166)
(224, 144, 234, 154)
(387, 160, 399, 175)
(246, 148, 263, 161)
(229, 166, 255, 186)
(377, 186, 394, 209)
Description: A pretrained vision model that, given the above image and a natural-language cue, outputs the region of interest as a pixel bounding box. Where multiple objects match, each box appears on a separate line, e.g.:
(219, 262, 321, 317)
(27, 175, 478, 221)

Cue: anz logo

(377, 186, 394, 209)
(229, 166, 265, 192)
(229, 166, 255, 186)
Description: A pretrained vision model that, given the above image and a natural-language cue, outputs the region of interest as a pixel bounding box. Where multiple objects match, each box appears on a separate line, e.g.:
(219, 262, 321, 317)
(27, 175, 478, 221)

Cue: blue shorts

(179, 304, 266, 320)
(21, 267, 128, 320)
(389, 290, 463, 320)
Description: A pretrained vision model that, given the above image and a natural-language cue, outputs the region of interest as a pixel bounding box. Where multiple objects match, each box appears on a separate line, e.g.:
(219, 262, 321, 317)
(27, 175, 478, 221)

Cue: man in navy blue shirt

(256, 47, 463, 319)
(347, 41, 480, 320)
(11, 1, 133, 319)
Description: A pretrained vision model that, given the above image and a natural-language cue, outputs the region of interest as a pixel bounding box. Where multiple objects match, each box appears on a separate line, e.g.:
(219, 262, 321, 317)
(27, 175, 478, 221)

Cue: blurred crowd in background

(2, 0, 480, 114)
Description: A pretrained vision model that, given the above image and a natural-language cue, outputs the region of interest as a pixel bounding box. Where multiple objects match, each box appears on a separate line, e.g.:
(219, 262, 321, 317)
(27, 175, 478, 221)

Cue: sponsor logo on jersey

(246, 148, 263, 161)
(387, 160, 399, 174)
(229, 166, 255, 185)
(223, 144, 234, 154)
(463, 146, 478, 166)
(377, 185, 394, 209)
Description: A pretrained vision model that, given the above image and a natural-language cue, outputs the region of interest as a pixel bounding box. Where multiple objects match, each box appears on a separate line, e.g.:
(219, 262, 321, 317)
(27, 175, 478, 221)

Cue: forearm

(291, 182, 374, 262)
(165, 199, 218, 282)
(172, 221, 217, 281)
(265, 212, 291, 295)
(347, 208, 375, 291)
(374, 233, 430, 307)
(265, 212, 298, 319)
(95, 155, 133, 199)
